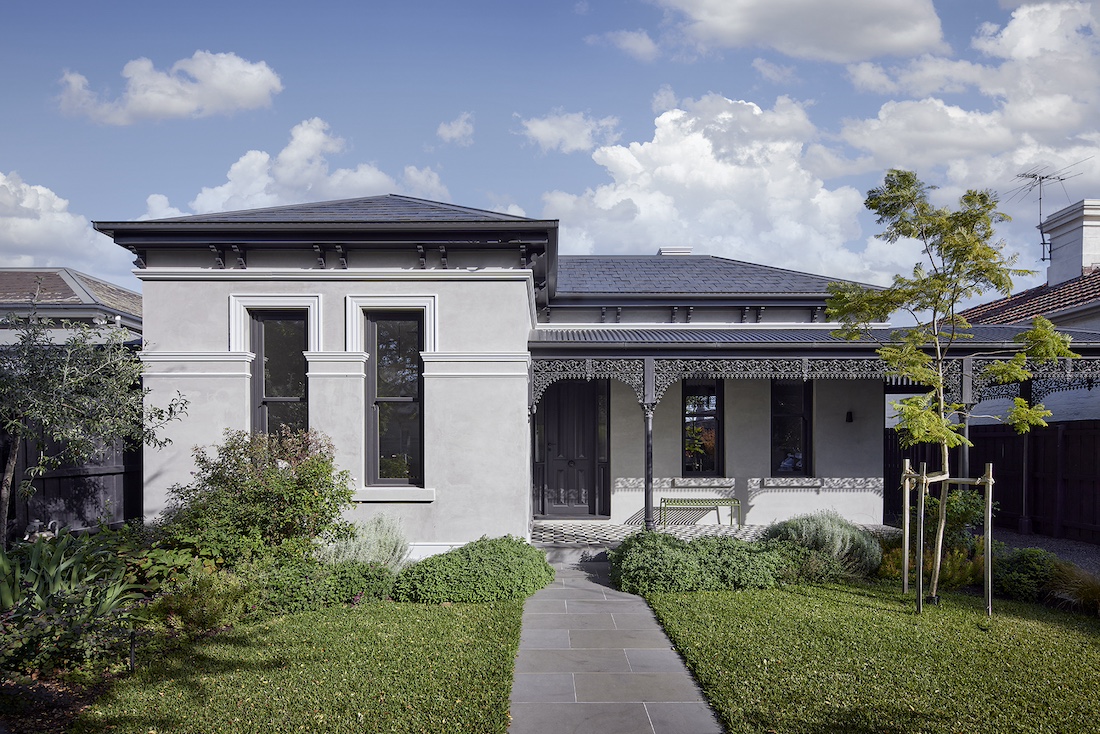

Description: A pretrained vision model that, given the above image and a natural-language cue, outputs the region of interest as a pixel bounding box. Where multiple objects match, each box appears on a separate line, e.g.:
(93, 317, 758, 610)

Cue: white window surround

(345, 295, 436, 352)
(229, 295, 322, 352)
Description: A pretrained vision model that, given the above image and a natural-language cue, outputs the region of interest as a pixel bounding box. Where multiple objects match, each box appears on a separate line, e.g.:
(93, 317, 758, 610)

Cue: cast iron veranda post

(643, 358, 656, 531)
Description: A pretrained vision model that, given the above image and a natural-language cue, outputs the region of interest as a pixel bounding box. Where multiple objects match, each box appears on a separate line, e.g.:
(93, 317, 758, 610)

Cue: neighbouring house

(93, 196, 1100, 556)
(957, 200, 1100, 542)
(0, 268, 143, 536)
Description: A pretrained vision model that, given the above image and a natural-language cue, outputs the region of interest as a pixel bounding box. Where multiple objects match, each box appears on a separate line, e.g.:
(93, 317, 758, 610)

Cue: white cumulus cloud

(437, 112, 475, 146)
(518, 110, 621, 154)
(146, 118, 449, 217)
(60, 50, 283, 125)
(0, 171, 135, 285)
(657, 0, 948, 62)
(539, 94, 919, 285)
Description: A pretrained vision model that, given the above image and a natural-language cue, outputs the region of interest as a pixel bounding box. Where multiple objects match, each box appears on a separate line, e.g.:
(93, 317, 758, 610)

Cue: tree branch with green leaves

(0, 311, 188, 548)
(827, 169, 1077, 599)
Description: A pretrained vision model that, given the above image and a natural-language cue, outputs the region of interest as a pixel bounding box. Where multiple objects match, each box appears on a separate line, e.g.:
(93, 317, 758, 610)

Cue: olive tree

(827, 170, 1076, 597)
(0, 312, 187, 548)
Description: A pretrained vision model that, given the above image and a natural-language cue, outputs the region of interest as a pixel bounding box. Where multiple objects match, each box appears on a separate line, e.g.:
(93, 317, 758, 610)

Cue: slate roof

(555, 256, 864, 298)
(123, 194, 537, 225)
(0, 268, 141, 319)
(959, 271, 1100, 325)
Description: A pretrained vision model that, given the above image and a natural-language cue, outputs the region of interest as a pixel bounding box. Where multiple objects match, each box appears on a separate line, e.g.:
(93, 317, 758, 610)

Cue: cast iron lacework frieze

(530, 358, 645, 406)
(968, 357, 1100, 403)
(653, 358, 888, 404)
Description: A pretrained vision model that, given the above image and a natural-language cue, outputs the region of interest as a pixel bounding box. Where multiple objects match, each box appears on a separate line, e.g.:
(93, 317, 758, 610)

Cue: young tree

(827, 170, 1076, 598)
(0, 312, 187, 548)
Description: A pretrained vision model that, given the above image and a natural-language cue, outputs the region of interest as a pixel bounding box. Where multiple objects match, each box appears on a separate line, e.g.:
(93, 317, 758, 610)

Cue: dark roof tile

(144, 194, 535, 224)
(555, 255, 868, 297)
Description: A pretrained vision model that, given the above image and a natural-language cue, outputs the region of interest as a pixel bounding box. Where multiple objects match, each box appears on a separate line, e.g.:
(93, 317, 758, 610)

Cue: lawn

(649, 583, 1100, 734)
(70, 600, 525, 734)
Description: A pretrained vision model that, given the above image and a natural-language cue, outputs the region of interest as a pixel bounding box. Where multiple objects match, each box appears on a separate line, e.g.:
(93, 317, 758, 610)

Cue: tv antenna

(1005, 159, 1090, 262)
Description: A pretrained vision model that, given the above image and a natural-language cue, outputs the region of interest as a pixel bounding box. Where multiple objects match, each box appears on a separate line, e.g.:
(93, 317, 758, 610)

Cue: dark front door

(538, 380, 601, 516)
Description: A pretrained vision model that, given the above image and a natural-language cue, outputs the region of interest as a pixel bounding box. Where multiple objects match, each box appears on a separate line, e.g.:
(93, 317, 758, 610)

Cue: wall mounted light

(845, 411, 854, 423)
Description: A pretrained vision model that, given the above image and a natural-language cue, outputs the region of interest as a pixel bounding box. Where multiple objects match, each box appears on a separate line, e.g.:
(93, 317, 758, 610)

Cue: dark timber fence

(884, 421, 1100, 544)
(8, 433, 140, 540)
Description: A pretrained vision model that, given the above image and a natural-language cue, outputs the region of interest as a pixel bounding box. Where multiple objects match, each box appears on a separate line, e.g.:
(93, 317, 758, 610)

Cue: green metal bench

(659, 497, 741, 527)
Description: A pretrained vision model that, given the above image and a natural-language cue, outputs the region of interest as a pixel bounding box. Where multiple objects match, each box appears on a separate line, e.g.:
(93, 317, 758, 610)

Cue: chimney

(1044, 200, 1100, 285)
(657, 246, 692, 256)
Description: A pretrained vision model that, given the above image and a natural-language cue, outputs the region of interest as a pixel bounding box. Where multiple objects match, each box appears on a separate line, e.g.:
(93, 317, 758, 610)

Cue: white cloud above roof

(146, 118, 449, 217)
(437, 112, 475, 147)
(0, 171, 133, 285)
(656, 0, 947, 62)
(540, 94, 922, 285)
(518, 110, 621, 153)
(59, 51, 283, 125)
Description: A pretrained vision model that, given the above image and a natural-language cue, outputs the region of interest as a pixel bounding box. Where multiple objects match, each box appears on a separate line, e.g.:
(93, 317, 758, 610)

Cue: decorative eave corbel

(313, 244, 327, 269)
(210, 245, 225, 269)
(129, 247, 146, 269)
(231, 244, 246, 269)
(334, 244, 347, 269)
(417, 245, 426, 269)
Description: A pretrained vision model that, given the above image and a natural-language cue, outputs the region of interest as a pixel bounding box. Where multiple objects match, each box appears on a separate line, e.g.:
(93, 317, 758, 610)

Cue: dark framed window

(683, 379, 722, 476)
(771, 380, 811, 476)
(367, 312, 423, 485)
(251, 311, 308, 434)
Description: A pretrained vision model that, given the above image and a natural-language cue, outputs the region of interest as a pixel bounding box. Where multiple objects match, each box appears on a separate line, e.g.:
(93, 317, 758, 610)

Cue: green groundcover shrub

(993, 547, 1061, 603)
(392, 536, 554, 603)
(0, 530, 143, 675)
(762, 510, 883, 576)
(609, 532, 848, 595)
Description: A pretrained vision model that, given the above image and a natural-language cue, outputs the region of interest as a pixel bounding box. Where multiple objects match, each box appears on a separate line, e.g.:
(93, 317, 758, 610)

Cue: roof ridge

(142, 194, 538, 224)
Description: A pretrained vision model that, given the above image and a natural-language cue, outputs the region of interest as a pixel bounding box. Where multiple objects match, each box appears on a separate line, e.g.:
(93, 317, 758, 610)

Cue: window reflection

(683, 380, 720, 476)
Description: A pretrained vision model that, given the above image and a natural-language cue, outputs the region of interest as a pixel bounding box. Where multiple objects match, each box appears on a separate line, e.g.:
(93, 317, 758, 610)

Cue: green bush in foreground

(1, 531, 143, 675)
(993, 546, 1060, 603)
(392, 536, 553, 603)
(609, 532, 846, 595)
(157, 429, 354, 564)
(762, 510, 882, 576)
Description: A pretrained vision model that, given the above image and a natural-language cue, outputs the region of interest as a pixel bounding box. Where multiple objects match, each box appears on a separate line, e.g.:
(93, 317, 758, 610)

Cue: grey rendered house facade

(95, 196, 892, 557)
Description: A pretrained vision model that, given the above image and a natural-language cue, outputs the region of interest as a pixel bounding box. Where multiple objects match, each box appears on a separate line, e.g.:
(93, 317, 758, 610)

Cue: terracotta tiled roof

(959, 271, 1100, 325)
(0, 268, 141, 319)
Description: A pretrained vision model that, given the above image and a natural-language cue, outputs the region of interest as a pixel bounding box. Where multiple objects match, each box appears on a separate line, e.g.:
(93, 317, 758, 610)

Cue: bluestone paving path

(508, 560, 723, 734)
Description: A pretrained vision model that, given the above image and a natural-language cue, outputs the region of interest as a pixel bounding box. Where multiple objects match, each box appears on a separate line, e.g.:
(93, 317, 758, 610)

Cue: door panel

(543, 381, 598, 516)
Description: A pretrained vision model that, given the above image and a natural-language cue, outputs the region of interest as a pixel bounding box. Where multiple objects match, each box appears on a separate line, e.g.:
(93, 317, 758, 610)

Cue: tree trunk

(929, 440, 950, 598)
(0, 434, 18, 551)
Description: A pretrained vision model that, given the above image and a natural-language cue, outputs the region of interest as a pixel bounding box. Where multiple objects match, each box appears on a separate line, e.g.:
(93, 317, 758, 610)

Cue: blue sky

(3, 0, 1099, 300)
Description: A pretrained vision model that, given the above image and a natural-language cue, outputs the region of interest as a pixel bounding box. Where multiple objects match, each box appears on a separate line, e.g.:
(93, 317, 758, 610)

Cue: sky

(3, 0, 1100, 304)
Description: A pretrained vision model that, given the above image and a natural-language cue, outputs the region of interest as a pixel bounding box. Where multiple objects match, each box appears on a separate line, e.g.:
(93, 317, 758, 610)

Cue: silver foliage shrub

(314, 514, 409, 572)
(762, 510, 882, 577)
